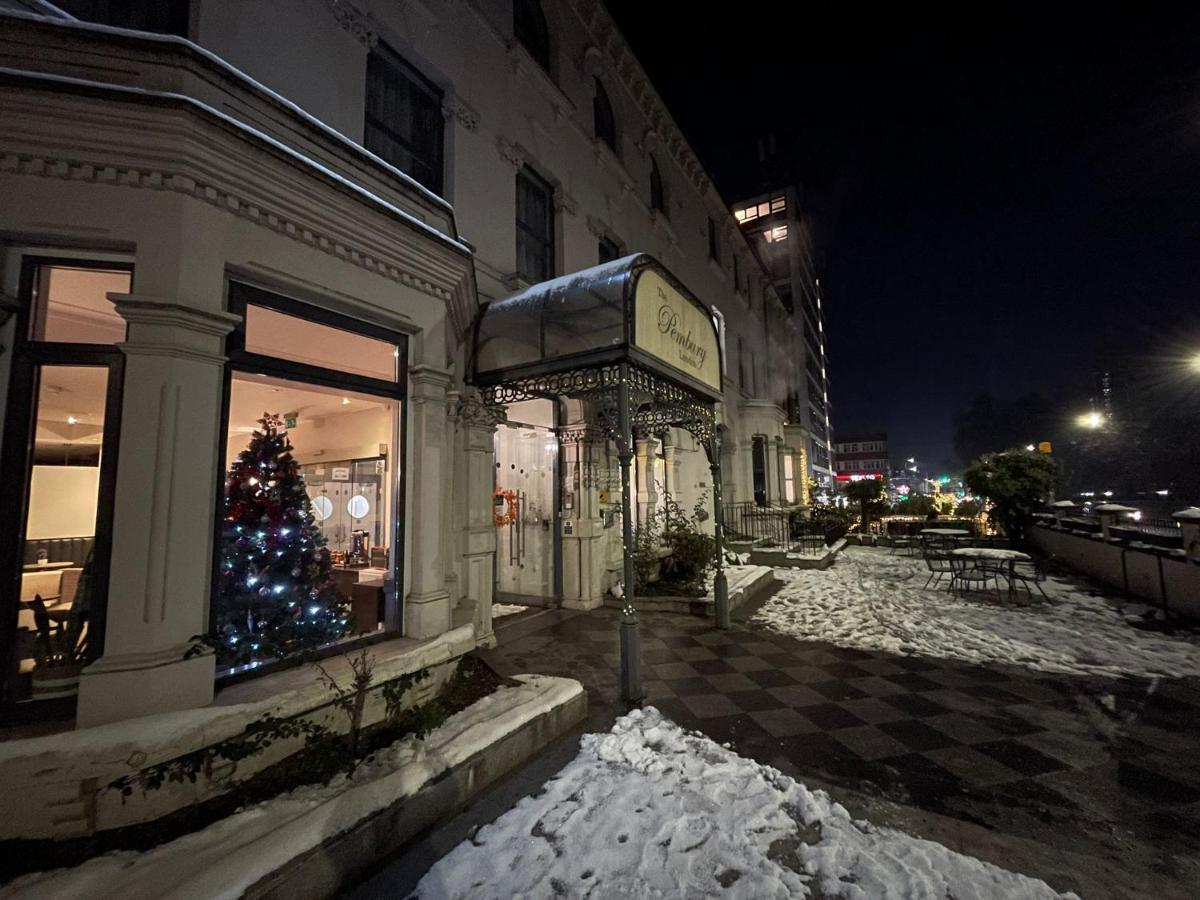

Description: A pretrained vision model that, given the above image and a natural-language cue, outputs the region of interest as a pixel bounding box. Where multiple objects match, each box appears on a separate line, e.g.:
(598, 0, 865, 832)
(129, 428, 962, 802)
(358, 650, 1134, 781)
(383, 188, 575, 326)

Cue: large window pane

(30, 265, 130, 344)
(17, 365, 110, 701)
(365, 41, 444, 194)
(217, 373, 400, 671)
(243, 304, 399, 382)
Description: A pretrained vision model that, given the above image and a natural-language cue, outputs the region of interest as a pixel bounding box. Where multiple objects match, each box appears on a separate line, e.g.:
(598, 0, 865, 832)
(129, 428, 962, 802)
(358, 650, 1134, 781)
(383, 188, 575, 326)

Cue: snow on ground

(415, 707, 1074, 900)
(492, 602, 530, 619)
(751, 545, 1200, 680)
(0, 676, 582, 900)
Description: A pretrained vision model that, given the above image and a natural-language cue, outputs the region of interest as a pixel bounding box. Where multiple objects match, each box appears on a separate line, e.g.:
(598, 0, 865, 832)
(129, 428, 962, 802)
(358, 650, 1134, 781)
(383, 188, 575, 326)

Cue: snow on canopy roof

(1049, 500, 1080, 507)
(1092, 503, 1138, 513)
(472, 254, 718, 396)
(1173, 507, 1200, 521)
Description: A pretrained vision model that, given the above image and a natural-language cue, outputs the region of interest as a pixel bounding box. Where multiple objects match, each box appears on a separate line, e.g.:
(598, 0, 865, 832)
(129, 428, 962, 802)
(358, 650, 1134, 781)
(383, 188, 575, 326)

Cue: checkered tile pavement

(483, 605, 1200, 861)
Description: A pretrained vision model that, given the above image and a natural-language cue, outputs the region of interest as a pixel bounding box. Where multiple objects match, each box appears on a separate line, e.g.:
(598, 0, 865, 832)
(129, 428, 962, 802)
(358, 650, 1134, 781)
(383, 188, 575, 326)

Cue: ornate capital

(442, 97, 479, 133)
(456, 392, 508, 428)
(553, 189, 578, 217)
(585, 214, 610, 239)
(324, 0, 377, 48)
(496, 137, 526, 170)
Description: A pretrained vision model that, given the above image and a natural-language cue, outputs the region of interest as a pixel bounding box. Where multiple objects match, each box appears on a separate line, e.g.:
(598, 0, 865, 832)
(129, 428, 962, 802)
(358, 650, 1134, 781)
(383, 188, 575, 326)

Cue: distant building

(731, 186, 835, 497)
(834, 432, 889, 484)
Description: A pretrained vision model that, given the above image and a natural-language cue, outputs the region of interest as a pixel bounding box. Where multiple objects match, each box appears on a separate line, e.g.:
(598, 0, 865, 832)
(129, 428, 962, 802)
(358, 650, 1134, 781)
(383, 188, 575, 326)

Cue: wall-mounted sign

(331, 466, 350, 481)
(284, 415, 298, 429)
(633, 270, 721, 392)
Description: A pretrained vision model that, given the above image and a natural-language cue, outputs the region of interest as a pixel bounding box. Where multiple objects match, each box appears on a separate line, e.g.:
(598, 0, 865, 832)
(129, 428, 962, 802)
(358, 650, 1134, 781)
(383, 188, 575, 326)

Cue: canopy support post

(705, 433, 730, 629)
(616, 363, 643, 702)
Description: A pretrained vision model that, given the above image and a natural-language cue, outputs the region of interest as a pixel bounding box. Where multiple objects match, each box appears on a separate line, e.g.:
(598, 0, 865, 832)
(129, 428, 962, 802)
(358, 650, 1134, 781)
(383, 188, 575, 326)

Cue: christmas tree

(216, 413, 348, 665)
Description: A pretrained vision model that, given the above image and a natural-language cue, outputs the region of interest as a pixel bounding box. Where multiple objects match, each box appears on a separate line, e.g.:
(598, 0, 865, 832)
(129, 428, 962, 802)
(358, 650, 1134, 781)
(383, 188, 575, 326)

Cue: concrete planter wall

(1029, 525, 1200, 619)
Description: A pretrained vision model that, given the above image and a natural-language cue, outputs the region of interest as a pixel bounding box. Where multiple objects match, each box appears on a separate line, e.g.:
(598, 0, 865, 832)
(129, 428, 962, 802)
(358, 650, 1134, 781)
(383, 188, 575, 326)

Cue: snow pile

(415, 708, 1074, 899)
(752, 546, 1200, 679)
(491, 602, 529, 620)
(0, 676, 583, 900)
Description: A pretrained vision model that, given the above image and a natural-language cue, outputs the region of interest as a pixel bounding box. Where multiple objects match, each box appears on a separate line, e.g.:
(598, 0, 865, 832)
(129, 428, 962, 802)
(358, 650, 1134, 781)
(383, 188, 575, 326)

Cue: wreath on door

(493, 488, 519, 527)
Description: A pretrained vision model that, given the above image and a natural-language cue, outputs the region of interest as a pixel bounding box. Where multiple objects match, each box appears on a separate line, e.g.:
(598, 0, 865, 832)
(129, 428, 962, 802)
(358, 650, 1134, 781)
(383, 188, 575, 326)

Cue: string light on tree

(214, 413, 348, 665)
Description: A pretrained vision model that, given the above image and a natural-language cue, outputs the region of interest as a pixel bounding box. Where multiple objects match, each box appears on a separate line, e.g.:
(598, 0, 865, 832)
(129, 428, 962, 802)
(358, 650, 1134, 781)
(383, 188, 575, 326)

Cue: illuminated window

(783, 452, 796, 503)
(770, 195, 786, 213)
(763, 225, 788, 243)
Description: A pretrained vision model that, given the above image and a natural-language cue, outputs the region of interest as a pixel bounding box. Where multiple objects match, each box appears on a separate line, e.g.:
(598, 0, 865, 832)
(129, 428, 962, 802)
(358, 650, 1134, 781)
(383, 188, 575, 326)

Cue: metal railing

(720, 501, 846, 554)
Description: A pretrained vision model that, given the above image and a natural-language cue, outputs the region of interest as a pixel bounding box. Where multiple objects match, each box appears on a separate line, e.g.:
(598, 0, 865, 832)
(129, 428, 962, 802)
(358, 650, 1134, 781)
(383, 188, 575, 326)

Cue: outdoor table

(950, 547, 1031, 599)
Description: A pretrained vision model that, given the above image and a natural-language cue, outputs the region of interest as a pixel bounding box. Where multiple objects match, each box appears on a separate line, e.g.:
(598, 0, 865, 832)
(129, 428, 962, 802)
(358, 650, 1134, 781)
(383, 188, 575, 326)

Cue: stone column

(662, 431, 681, 503)
(455, 392, 505, 646)
(405, 365, 454, 639)
(76, 296, 240, 729)
(635, 435, 658, 529)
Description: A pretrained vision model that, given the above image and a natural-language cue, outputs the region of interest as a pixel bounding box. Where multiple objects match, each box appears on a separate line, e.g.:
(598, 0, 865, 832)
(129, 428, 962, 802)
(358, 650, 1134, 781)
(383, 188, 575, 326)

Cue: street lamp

(1075, 411, 1103, 430)
(1191, 352, 1200, 373)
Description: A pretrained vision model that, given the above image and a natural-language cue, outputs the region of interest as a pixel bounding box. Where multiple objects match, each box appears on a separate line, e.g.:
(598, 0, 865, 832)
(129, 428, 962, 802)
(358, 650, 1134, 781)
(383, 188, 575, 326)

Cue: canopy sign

(633, 269, 721, 393)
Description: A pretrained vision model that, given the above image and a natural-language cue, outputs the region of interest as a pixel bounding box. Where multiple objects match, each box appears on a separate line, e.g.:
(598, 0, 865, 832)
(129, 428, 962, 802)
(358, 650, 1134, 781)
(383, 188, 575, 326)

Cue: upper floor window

(734, 195, 786, 224)
(28, 263, 131, 344)
(707, 218, 720, 263)
(593, 78, 617, 152)
(514, 0, 551, 72)
(598, 236, 621, 265)
(516, 166, 555, 284)
(763, 224, 788, 243)
(365, 42, 445, 195)
(54, 0, 190, 35)
(732, 254, 740, 291)
(649, 155, 666, 216)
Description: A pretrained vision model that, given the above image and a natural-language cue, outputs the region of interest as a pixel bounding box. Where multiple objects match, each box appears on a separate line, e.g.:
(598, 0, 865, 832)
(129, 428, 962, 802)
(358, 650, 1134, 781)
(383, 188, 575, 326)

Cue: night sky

(606, 4, 1200, 473)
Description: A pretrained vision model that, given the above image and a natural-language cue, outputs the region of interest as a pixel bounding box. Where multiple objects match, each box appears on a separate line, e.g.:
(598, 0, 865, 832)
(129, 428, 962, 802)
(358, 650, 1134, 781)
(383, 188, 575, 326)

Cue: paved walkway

(477, 601, 1200, 899)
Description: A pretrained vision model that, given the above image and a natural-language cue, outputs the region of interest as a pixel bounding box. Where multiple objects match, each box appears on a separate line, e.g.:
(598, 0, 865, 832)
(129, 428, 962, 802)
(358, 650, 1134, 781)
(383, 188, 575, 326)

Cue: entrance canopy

(469, 254, 732, 702)
(471, 254, 722, 439)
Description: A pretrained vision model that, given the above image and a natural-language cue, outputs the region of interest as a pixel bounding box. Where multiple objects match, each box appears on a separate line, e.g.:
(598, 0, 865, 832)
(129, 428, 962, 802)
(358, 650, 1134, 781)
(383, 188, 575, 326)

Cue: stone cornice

(323, 0, 378, 48)
(0, 75, 479, 343)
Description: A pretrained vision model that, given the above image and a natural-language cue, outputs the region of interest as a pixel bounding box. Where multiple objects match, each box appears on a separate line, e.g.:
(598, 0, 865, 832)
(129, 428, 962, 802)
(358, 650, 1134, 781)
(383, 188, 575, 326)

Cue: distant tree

(955, 498, 983, 518)
(899, 493, 936, 517)
(843, 478, 886, 531)
(963, 449, 1058, 542)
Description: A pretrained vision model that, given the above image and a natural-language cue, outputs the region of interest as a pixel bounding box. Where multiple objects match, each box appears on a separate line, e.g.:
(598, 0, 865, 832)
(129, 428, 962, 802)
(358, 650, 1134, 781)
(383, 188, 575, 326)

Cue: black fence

(720, 502, 847, 554)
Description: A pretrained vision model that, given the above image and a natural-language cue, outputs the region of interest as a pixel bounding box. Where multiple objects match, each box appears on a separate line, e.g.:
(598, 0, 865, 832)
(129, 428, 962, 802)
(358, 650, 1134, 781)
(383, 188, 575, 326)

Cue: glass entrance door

(495, 421, 556, 601)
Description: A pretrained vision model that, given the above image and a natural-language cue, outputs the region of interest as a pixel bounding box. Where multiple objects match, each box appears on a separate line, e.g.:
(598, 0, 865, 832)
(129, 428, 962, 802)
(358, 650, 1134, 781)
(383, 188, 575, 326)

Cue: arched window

(593, 77, 617, 152)
(649, 155, 666, 216)
(514, 0, 550, 72)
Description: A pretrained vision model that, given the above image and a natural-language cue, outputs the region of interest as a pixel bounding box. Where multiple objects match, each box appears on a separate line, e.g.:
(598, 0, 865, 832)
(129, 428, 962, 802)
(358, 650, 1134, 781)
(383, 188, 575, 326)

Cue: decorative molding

(495, 136, 526, 170)
(323, 0, 378, 48)
(553, 188, 578, 217)
(442, 97, 480, 133)
(0, 149, 461, 309)
(456, 393, 508, 429)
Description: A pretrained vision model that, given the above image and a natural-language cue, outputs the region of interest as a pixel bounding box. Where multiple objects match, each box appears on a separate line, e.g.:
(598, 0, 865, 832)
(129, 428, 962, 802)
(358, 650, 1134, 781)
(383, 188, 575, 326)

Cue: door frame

(0, 256, 129, 716)
(492, 402, 563, 606)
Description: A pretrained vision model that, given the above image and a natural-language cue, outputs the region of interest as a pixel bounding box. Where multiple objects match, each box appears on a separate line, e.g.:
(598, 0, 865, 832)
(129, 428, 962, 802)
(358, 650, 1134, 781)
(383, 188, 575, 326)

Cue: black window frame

(0, 256, 132, 720)
(649, 155, 666, 216)
(514, 0, 551, 73)
(707, 217, 720, 263)
(365, 40, 446, 195)
(593, 77, 617, 153)
(516, 166, 555, 285)
(213, 281, 410, 686)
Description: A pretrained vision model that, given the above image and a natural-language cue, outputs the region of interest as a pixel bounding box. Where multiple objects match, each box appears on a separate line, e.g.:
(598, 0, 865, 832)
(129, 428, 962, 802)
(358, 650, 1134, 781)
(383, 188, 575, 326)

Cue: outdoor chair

(949, 557, 1002, 599)
(890, 535, 911, 554)
(922, 547, 955, 590)
(1009, 558, 1050, 600)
